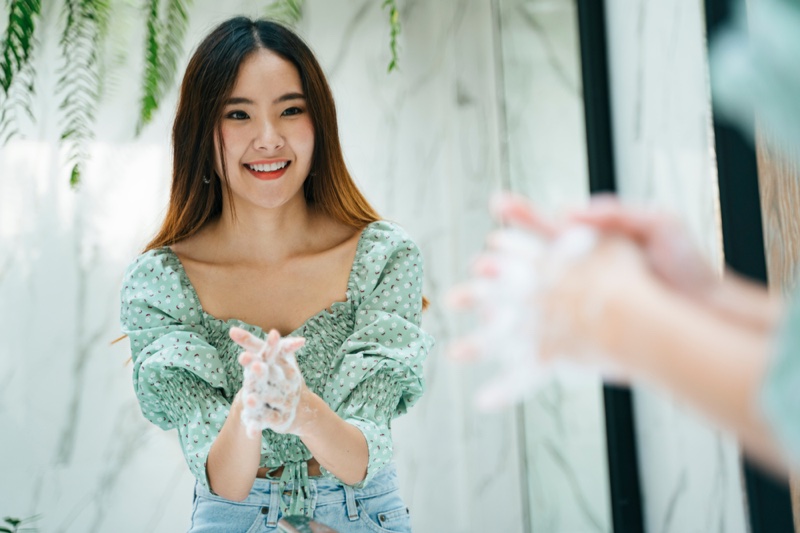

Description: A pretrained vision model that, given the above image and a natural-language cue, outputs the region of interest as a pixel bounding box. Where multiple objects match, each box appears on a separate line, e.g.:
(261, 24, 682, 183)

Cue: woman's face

(216, 48, 315, 212)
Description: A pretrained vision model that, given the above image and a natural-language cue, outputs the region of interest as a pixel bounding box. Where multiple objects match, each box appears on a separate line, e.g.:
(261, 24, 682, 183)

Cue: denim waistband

(194, 462, 399, 509)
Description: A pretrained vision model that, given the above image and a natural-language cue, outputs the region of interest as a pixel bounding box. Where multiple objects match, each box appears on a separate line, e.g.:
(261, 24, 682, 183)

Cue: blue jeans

(188, 464, 412, 532)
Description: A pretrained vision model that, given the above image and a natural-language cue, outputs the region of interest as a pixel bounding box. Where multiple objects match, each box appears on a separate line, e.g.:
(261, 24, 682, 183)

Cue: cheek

(215, 127, 242, 173)
(298, 119, 315, 155)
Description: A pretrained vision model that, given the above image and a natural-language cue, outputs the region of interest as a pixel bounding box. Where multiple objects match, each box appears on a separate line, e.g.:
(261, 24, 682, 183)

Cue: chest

(191, 256, 353, 336)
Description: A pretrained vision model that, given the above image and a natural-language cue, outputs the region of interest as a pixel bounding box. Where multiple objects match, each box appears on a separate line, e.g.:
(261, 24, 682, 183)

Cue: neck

(212, 192, 318, 263)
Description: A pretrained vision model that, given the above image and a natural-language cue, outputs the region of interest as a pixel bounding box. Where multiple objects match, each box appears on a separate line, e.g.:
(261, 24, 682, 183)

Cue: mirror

(495, 0, 611, 531)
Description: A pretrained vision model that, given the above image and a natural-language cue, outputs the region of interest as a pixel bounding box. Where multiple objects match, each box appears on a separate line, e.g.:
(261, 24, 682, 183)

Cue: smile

(245, 160, 290, 180)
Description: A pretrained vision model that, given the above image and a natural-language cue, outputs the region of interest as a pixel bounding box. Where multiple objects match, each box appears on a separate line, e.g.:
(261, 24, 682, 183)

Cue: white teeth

(248, 161, 288, 172)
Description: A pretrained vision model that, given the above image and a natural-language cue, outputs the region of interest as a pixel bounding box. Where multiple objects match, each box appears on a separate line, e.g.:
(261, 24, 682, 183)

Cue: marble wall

(0, 0, 750, 532)
(0, 1, 528, 532)
(604, 0, 749, 531)
(497, 1, 611, 532)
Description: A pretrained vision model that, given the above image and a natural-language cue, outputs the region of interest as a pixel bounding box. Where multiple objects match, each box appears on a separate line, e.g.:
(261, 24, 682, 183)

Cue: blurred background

(1, 0, 797, 531)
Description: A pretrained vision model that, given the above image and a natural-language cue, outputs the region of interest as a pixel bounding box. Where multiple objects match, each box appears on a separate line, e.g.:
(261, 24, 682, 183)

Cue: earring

(202, 174, 212, 184)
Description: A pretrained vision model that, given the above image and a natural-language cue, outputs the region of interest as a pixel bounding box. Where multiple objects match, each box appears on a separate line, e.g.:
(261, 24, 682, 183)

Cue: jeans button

(261, 506, 268, 515)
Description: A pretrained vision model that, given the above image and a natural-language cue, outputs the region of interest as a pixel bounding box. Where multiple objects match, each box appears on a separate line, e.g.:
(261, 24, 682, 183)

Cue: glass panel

(495, 0, 612, 531)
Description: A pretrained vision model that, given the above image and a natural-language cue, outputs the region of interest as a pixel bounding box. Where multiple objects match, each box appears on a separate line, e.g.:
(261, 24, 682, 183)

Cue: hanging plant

(0, 0, 41, 143)
(0, 0, 403, 187)
(0, 514, 41, 533)
(137, 0, 192, 134)
(58, 0, 112, 187)
(382, 0, 400, 72)
(263, 0, 304, 25)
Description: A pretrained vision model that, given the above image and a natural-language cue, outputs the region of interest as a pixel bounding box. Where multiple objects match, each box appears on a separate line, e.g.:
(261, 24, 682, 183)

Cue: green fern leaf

(57, 0, 112, 188)
(136, 0, 192, 134)
(264, 0, 305, 26)
(0, 60, 35, 143)
(0, 0, 40, 94)
(0, 0, 41, 146)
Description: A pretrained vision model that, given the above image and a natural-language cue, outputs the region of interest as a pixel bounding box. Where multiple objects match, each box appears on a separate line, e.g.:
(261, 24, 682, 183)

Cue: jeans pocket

(188, 493, 273, 533)
(356, 490, 412, 533)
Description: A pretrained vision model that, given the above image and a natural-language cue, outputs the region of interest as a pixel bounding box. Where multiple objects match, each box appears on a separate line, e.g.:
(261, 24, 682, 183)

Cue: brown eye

(281, 107, 303, 117)
(226, 110, 249, 120)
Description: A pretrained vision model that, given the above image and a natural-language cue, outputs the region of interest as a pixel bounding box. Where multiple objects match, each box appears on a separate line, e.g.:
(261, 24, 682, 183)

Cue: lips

(244, 160, 291, 181)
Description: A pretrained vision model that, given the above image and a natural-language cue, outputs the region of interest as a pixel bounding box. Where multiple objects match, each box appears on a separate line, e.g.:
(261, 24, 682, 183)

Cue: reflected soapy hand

(229, 326, 307, 437)
(568, 195, 717, 299)
(448, 196, 600, 410)
(448, 192, 658, 410)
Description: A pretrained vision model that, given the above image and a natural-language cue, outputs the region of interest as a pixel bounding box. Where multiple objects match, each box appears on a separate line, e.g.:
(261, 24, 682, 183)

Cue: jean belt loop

(267, 480, 281, 527)
(343, 484, 359, 521)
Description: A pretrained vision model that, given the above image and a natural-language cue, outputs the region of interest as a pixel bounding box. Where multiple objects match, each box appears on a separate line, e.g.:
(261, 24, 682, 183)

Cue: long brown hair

(145, 17, 379, 251)
(143, 17, 428, 310)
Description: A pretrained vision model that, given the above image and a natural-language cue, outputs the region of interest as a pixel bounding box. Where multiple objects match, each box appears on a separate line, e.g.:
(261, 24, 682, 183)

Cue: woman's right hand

(229, 327, 307, 437)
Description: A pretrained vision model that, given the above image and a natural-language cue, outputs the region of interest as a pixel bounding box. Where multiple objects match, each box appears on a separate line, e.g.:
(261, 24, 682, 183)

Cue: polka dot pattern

(120, 220, 434, 491)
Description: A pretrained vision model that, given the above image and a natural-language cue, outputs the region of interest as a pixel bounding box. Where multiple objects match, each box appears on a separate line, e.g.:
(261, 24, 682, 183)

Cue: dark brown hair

(143, 17, 428, 310)
(145, 17, 379, 250)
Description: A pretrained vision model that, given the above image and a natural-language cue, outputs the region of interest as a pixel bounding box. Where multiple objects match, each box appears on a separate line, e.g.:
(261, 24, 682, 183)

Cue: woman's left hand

(229, 326, 308, 437)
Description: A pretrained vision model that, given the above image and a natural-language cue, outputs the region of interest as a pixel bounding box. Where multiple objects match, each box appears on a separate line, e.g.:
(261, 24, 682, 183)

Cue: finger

(490, 191, 561, 236)
(238, 351, 254, 366)
(245, 424, 261, 439)
(280, 337, 306, 353)
(230, 326, 267, 354)
(568, 202, 661, 245)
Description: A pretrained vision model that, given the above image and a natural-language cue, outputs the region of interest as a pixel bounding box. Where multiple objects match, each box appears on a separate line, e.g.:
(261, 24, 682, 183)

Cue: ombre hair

(145, 17, 379, 251)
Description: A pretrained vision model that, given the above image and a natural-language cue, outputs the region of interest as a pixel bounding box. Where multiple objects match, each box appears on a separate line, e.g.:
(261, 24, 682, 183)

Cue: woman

(120, 17, 432, 532)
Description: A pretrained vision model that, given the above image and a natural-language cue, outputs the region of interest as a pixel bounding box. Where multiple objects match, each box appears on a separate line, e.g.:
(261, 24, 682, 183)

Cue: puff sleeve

(322, 222, 434, 486)
(761, 290, 800, 466)
(119, 250, 234, 490)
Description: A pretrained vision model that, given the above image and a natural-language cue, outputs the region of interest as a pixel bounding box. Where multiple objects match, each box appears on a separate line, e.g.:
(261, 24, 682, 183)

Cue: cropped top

(119, 221, 434, 515)
(761, 286, 800, 467)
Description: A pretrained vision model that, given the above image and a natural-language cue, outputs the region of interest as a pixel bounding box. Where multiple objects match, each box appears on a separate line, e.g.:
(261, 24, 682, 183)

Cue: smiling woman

(119, 16, 433, 533)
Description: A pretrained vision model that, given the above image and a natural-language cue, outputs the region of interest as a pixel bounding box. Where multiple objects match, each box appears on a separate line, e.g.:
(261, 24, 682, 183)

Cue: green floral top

(120, 221, 433, 513)
(761, 287, 800, 466)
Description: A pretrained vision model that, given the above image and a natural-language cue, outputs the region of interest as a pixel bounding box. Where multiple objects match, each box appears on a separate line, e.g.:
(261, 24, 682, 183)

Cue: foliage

(0, 0, 41, 142)
(0, 0, 403, 186)
(137, 0, 192, 134)
(263, 0, 304, 26)
(382, 0, 400, 72)
(58, 0, 112, 187)
(0, 514, 41, 533)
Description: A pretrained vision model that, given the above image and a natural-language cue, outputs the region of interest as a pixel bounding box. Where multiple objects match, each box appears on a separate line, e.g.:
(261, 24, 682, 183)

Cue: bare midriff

(257, 457, 322, 479)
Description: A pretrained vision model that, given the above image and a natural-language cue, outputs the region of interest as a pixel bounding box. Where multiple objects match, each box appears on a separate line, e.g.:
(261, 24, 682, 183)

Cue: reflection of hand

(567, 195, 717, 299)
(229, 327, 307, 437)
(448, 193, 661, 409)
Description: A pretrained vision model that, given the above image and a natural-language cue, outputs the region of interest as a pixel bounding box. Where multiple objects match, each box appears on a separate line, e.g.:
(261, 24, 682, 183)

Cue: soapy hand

(447, 202, 600, 410)
(448, 192, 659, 410)
(229, 326, 307, 437)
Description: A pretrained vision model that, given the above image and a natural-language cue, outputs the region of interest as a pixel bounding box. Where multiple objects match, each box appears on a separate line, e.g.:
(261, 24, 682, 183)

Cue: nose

(254, 119, 284, 151)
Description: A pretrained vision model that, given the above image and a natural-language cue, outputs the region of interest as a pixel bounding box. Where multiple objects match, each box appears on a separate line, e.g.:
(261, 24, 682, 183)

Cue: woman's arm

(607, 268, 785, 471)
(206, 393, 263, 501)
(292, 390, 369, 485)
(228, 326, 370, 487)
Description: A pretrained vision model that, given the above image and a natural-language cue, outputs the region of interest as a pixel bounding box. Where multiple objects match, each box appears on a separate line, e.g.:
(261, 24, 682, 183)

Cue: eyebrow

(225, 92, 306, 106)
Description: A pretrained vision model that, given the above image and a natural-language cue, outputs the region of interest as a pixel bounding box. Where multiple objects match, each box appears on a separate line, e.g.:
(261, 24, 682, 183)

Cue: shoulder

(350, 221, 425, 303)
(123, 248, 183, 283)
(358, 220, 421, 261)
